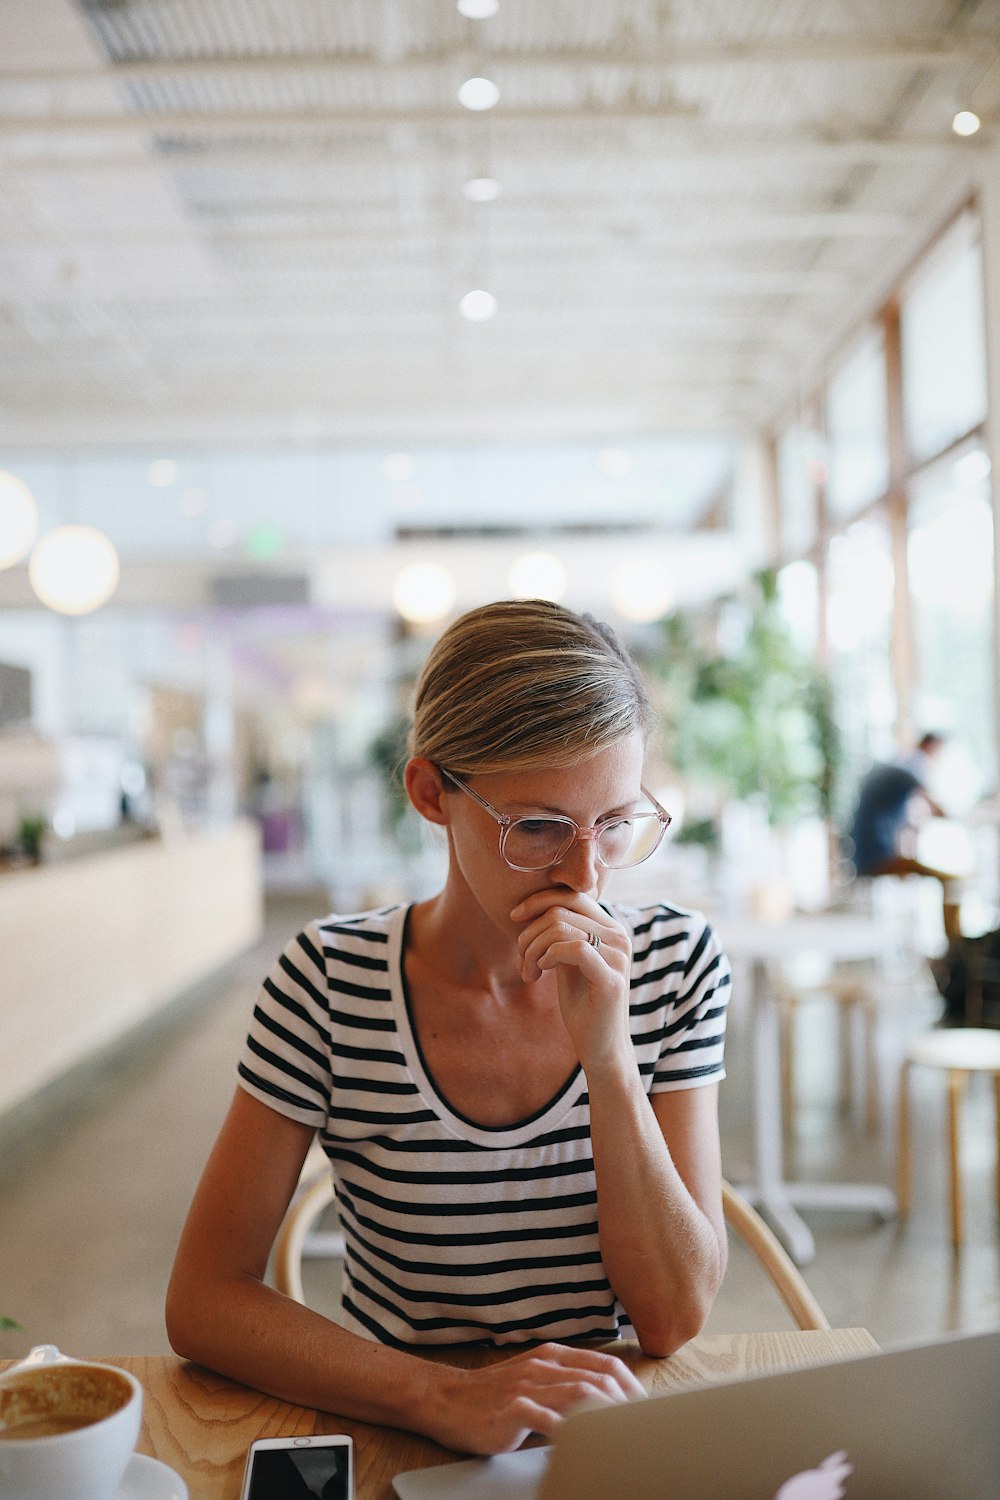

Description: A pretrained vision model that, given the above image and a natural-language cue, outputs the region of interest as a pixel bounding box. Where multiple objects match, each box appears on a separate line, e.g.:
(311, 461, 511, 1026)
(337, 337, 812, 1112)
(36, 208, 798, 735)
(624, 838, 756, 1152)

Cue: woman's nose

(552, 830, 601, 891)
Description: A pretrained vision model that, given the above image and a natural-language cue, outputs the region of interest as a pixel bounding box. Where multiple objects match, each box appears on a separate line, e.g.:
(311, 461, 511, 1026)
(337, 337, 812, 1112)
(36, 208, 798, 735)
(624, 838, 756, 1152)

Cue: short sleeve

(627, 904, 730, 1094)
(236, 922, 334, 1126)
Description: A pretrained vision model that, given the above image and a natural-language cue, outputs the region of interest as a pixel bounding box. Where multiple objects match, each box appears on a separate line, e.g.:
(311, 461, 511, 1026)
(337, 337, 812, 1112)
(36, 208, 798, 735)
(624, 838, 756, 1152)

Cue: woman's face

(441, 733, 647, 939)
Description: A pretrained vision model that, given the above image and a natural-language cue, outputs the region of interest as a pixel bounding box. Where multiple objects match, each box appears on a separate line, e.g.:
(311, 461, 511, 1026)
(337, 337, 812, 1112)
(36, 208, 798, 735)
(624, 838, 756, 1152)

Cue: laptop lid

(392, 1328, 1000, 1500)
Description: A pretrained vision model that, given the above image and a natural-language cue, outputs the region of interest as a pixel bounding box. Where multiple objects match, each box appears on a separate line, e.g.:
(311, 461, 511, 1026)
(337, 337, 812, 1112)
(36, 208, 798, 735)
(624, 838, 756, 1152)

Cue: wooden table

(3, 1331, 877, 1500)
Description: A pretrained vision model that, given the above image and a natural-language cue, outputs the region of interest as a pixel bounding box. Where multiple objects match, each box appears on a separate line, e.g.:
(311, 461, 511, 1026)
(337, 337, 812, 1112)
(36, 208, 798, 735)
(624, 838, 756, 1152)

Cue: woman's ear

(404, 757, 449, 826)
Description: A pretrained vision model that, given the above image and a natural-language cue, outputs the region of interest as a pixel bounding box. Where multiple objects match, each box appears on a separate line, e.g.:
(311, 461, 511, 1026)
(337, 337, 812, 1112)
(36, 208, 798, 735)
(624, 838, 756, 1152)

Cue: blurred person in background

(846, 732, 963, 941)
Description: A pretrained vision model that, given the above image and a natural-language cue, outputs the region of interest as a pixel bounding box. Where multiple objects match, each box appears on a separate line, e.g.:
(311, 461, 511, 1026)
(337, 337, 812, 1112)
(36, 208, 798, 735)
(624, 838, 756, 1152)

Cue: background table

(1, 1331, 877, 1500)
(716, 911, 898, 1263)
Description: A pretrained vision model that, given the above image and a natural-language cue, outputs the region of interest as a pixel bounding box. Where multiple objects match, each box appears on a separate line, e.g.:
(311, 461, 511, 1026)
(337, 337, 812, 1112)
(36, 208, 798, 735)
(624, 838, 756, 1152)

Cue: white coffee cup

(0, 1344, 142, 1500)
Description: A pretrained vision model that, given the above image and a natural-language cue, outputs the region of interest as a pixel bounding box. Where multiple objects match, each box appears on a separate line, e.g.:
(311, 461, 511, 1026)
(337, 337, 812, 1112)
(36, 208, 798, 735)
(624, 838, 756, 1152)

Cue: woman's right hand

(422, 1342, 646, 1455)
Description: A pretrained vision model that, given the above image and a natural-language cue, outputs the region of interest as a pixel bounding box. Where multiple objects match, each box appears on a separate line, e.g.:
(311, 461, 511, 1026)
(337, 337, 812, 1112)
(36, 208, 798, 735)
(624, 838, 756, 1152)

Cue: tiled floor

(1, 891, 998, 1364)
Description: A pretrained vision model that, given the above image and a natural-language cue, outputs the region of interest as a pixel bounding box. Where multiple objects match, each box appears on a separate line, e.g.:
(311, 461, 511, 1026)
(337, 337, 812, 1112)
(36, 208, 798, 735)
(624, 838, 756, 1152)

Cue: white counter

(0, 820, 263, 1119)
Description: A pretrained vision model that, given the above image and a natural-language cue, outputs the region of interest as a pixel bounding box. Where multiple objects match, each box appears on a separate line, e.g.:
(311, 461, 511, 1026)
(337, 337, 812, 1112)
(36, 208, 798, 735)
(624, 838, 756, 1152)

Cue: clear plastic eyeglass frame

(438, 766, 672, 872)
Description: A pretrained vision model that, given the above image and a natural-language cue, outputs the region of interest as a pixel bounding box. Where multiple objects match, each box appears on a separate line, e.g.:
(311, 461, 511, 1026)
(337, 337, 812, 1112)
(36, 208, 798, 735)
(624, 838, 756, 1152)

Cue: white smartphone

(239, 1433, 354, 1500)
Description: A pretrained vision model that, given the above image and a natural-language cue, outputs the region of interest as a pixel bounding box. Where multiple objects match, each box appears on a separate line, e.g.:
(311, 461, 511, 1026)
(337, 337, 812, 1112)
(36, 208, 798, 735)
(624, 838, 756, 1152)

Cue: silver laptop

(393, 1328, 1000, 1500)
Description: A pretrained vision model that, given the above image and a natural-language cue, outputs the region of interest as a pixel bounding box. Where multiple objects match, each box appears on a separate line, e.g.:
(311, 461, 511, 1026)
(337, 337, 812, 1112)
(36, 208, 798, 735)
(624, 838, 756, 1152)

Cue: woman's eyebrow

(508, 796, 640, 819)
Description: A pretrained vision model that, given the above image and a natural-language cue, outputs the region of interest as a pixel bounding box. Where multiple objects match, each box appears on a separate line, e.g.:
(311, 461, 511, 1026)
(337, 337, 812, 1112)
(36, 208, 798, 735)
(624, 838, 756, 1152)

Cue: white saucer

(117, 1452, 189, 1500)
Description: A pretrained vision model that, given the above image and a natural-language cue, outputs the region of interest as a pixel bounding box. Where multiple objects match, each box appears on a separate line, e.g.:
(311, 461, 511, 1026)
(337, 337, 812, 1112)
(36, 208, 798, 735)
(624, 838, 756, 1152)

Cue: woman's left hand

(511, 890, 632, 1075)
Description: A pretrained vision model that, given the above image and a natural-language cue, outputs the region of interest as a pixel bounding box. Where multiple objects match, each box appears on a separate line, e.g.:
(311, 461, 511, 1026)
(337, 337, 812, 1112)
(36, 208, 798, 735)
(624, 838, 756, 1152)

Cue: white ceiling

(1, 0, 998, 456)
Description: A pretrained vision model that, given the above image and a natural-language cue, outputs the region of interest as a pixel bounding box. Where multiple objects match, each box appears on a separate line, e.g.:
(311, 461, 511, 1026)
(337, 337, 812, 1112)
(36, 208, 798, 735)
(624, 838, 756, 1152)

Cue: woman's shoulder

(610, 899, 715, 942)
(312, 902, 406, 942)
(611, 900, 728, 978)
(272, 903, 407, 983)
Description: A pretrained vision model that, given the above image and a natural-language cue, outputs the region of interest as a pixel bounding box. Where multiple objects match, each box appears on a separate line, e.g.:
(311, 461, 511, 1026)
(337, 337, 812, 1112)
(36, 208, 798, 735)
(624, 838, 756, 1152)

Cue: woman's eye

(518, 818, 559, 837)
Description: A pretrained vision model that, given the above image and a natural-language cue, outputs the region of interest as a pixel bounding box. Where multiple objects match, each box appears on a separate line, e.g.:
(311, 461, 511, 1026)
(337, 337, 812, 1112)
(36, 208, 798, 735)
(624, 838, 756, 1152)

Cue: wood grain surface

(2, 1330, 878, 1500)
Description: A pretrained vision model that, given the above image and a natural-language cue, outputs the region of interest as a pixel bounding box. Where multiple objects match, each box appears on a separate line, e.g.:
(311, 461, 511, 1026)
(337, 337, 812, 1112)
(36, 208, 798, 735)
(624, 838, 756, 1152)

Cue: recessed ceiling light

(392, 562, 457, 624)
(459, 289, 498, 321)
(611, 559, 675, 623)
(457, 0, 499, 16)
(29, 525, 120, 615)
(458, 76, 500, 111)
(507, 551, 568, 602)
(463, 176, 502, 203)
(952, 109, 981, 137)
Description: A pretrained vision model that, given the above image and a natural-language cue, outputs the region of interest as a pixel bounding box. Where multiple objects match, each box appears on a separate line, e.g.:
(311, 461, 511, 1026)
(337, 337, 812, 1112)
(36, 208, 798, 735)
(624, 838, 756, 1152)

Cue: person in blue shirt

(846, 732, 961, 941)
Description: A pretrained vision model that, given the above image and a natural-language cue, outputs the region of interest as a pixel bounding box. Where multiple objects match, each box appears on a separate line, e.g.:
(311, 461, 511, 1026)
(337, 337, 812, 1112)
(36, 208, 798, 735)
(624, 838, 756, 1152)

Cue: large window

(900, 211, 987, 464)
(773, 200, 996, 823)
(825, 516, 896, 821)
(824, 328, 889, 522)
(776, 424, 821, 556)
(777, 559, 820, 659)
(907, 443, 995, 804)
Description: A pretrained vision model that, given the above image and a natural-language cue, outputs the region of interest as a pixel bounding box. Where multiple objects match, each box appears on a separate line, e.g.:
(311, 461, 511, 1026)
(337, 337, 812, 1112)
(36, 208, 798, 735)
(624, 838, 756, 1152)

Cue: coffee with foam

(0, 1347, 142, 1500)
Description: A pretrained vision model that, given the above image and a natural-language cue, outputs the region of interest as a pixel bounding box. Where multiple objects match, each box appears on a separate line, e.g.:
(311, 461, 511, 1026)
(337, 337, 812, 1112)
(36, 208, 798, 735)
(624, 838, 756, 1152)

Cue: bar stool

(897, 1027, 1000, 1248)
(774, 960, 880, 1131)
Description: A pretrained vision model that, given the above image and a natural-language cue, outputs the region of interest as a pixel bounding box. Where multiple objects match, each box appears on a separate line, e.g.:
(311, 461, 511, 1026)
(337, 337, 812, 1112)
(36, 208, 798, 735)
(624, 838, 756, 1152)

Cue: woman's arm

(514, 893, 727, 1355)
(587, 1078, 727, 1354)
(166, 1088, 644, 1454)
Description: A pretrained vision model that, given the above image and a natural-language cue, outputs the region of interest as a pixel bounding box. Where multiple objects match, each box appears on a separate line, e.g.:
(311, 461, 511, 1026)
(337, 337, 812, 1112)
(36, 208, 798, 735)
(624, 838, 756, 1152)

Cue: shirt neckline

(386, 903, 584, 1148)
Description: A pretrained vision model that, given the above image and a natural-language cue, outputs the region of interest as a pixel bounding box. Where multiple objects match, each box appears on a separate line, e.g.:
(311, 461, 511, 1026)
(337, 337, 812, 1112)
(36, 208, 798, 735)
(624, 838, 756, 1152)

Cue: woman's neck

(407, 884, 530, 998)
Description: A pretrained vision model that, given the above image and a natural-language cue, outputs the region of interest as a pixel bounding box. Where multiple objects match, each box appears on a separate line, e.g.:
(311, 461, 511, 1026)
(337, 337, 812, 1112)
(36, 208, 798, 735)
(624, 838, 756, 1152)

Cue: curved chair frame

(273, 1169, 345, 1306)
(273, 1172, 830, 1333)
(720, 1180, 830, 1331)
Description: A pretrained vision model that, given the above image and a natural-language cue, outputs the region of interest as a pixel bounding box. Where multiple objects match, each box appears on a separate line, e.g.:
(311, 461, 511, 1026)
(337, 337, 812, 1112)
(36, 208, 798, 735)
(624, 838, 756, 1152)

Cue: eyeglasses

(439, 767, 672, 872)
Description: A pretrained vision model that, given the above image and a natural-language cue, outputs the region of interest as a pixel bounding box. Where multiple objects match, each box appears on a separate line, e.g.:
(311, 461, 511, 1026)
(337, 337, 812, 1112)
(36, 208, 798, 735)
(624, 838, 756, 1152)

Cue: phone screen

(245, 1442, 351, 1500)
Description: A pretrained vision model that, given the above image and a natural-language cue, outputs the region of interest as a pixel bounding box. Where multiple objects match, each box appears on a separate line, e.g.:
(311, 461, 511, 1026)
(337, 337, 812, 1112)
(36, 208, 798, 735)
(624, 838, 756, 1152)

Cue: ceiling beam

(0, 32, 994, 87)
(0, 111, 988, 155)
(0, 210, 907, 254)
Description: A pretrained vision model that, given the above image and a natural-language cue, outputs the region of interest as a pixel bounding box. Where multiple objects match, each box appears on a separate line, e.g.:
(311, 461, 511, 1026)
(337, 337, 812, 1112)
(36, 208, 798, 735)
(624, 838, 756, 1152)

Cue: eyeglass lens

(502, 814, 663, 870)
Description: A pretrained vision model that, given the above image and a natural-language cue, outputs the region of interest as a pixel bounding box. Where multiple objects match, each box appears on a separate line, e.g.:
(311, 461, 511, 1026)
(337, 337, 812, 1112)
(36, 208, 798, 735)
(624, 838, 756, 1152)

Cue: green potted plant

(637, 568, 841, 900)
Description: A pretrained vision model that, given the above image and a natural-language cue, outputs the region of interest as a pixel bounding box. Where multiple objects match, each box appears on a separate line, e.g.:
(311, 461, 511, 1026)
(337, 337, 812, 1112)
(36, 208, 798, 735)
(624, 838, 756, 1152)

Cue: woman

(166, 599, 731, 1456)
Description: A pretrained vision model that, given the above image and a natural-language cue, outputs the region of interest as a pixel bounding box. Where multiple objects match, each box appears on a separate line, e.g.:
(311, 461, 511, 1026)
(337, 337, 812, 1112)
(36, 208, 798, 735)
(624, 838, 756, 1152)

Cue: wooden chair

(273, 1170, 829, 1333)
(720, 1180, 830, 1331)
(897, 1026, 1000, 1249)
(273, 1156, 345, 1307)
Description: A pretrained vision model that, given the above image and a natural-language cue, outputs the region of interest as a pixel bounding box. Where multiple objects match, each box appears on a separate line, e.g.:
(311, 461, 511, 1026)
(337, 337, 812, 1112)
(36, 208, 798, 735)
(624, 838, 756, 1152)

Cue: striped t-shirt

(237, 900, 730, 1349)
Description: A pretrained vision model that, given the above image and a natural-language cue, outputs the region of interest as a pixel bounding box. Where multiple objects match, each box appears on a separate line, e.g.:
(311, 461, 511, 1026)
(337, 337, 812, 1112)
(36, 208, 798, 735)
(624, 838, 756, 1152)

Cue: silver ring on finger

(587, 930, 602, 952)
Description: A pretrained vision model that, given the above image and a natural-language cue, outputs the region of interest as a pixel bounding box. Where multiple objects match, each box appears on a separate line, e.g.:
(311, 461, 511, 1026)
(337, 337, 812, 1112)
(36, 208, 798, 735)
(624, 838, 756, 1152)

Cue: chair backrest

(721, 1180, 830, 1331)
(273, 1172, 829, 1333)
(273, 1170, 340, 1305)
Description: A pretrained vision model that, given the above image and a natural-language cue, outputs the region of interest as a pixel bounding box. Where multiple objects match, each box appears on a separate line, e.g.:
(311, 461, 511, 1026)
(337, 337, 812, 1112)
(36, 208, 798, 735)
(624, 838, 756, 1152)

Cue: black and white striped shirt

(237, 901, 730, 1349)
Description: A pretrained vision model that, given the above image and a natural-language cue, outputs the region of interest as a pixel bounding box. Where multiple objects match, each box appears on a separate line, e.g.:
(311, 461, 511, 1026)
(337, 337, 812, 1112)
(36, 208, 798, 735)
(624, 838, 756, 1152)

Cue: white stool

(897, 1027, 1000, 1249)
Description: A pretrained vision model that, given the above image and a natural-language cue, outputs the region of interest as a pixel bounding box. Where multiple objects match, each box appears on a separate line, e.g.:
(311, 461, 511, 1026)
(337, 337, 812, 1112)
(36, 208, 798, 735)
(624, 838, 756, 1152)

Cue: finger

(528, 928, 628, 985)
(515, 903, 583, 949)
(446, 1352, 645, 1455)
(519, 917, 598, 976)
(501, 1373, 632, 1440)
(521, 906, 620, 966)
(511, 889, 603, 925)
(533, 937, 607, 977)
(536, 1344, 648, 1400)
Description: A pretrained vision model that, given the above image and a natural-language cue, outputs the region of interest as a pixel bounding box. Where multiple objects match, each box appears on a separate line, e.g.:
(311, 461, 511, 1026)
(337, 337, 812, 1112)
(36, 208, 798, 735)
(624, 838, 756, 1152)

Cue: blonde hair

(408, 598, 654, 774)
